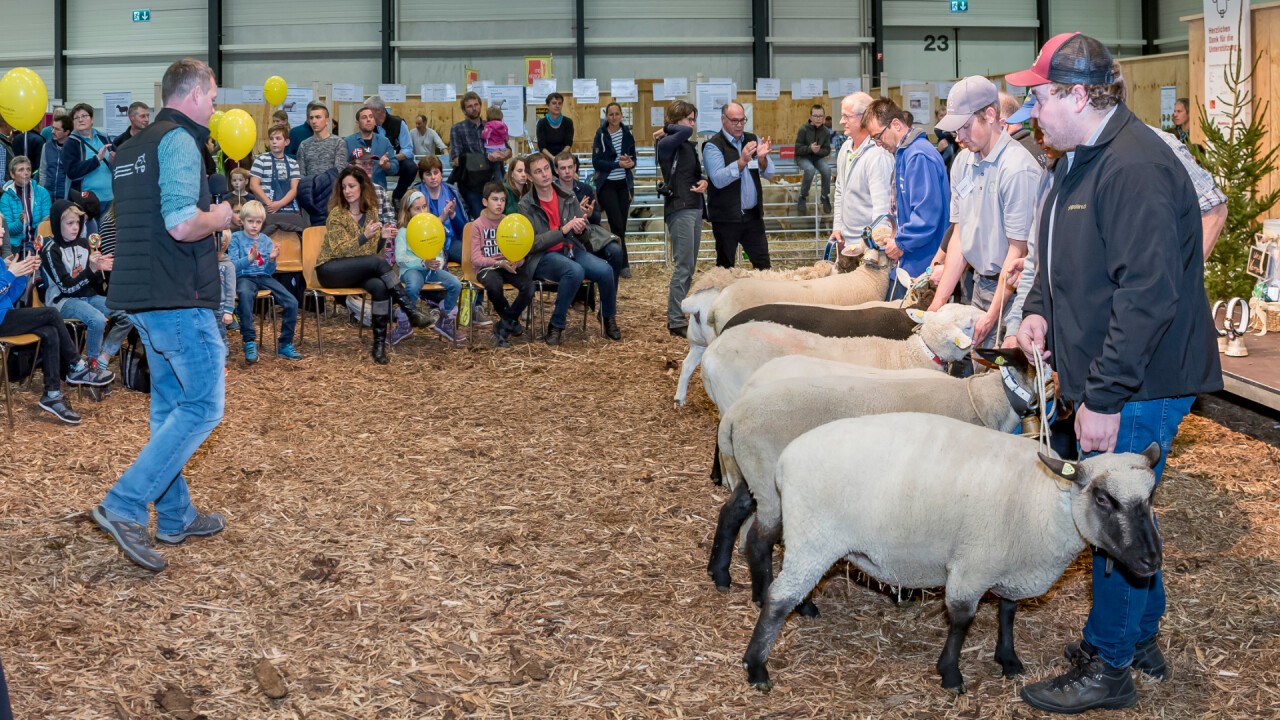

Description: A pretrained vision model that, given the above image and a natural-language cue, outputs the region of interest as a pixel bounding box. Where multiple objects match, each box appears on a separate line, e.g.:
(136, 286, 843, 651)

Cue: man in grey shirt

(295, 102, 347, 178)
(830, 92, 894, 255)
(929, 76, 1042, 347)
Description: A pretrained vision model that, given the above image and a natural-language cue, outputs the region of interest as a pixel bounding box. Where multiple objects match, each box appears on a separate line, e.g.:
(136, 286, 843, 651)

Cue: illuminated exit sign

(132, 9, 151, 22)
(951, 0, 968, 11)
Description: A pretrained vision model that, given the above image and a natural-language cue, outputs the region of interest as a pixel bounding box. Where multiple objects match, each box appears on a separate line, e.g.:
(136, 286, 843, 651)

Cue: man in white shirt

(829, 92, 894, 257)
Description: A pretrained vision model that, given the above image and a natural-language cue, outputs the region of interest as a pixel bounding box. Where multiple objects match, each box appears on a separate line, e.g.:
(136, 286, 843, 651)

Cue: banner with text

(1203, 0, 1251, 129)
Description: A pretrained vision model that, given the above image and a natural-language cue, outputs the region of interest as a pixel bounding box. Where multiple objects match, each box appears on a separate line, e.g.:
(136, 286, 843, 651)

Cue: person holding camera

(61, 103, 115, 209)
(655, 100, 708, 337)
(703, 102, 773, 270)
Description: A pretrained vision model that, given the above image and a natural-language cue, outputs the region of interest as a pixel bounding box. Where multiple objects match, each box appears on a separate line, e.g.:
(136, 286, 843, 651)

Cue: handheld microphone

(208, 173, 229, 204)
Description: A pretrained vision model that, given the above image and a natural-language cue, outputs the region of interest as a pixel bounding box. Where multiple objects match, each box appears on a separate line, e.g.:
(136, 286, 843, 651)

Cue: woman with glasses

(59, 103, 115, 209)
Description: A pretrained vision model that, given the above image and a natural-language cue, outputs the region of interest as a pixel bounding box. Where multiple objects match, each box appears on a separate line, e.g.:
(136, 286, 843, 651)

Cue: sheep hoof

(998, 657, 1025, 678)
(796, 600, 820, 618)
(942, 680, 965, 695)
(750, 679, 773, 693)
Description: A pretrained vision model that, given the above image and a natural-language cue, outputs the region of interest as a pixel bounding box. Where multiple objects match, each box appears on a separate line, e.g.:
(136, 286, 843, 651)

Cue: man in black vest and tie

(703, 102, 774, 269)
(94, 57, 233, 573)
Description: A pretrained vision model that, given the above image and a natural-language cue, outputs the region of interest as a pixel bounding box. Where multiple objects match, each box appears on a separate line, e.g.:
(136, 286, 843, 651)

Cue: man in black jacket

(95, 58, 234, 573)
(1010, 33, 1222, 714)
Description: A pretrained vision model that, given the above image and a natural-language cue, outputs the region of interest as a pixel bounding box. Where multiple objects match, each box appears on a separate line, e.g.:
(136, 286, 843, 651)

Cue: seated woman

(1, 156, 52, 255)
(1, 244, 112, 425)
(517, 153, 621, 345)
(393, 190, 462, 342)
(38, 199, 133, 377)
(317, 166, 430, 364)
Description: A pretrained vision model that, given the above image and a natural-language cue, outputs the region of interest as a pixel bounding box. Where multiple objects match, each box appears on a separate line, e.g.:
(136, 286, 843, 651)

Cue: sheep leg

(707, 482, 755, 591)
(745, 520, 780, 607)
(674, 343, 705, 406)
(743, 555, 832, 692)
(935, 596, 978, 694)
(994, 597, 1024, 677)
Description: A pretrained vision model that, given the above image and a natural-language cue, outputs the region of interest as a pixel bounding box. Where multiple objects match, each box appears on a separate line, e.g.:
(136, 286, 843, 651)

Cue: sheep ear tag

(1038, 452, 1082, 488)
(906, 309, 927, 324)
(954, 333, 973, 350)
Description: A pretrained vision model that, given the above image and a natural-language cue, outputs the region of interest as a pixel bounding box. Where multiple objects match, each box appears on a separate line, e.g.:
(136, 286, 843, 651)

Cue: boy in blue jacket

(228, 201, 301, 362)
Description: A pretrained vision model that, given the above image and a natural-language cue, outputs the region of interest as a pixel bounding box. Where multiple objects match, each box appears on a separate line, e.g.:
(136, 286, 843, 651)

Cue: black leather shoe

(668, 325, 687, 338)
(603, 316, 621, 341)
(1020, 656, 1137, 714)
(545, 323, 564, 346)
(1065, 636, 1169, 681)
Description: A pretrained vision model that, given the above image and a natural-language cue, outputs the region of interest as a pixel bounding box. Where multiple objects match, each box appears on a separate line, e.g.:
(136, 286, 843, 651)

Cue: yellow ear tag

(1062, 464, 1076, 476)
(995, 356, 1006, 365)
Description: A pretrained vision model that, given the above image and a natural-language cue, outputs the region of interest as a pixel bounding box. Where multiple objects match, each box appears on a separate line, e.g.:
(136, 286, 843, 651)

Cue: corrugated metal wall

(1157, 0, 1201, 51)
(398, 0, 576, 87)
(1050, 0, 1145, 52)
(584, 0, 753, 86)
(771, 0, 866, 84)
(883, 0, 1037, 84)
(1, 3, 55, 101)
(65, 0, 207, 106)
(221, 0, 381, 89)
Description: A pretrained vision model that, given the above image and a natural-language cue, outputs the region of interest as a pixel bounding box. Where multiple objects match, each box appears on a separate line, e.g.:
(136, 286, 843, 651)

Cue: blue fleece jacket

(1, 181, 52, 250)
(227, 230, 276, 277)
(344, 133, 399, 187)
(0, 266, 30, 325)
(892, 130, 950, 277)
(411, 181, 468, 258)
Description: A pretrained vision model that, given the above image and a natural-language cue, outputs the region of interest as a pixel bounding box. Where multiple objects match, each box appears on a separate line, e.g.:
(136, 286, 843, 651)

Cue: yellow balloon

(219, 109, 257, 161)
(496, 214, 534, 262)
(208, 110, 226, 141)
(263, 76, 288, 106)
(0, 67, 49, 132)
(407, 213, 446, 261)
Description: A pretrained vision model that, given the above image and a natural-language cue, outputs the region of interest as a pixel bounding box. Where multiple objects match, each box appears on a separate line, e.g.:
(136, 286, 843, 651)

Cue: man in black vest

(702, 101, 774, 269)
(94, 57, 233, 573)
(365, 95, 417, 204)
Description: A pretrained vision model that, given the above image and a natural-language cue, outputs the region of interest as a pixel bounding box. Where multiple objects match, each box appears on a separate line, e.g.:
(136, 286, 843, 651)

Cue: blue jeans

(101, 308, 225, 536)
(1081, 395, 1195, 668)
(402, 266, 462, 313)
(534, 249, 618, 328)
(236, 274, 299, 345)
(54, 294, 132, 362)
(795, 156, 831, 204)
(594, 240, 626, 281)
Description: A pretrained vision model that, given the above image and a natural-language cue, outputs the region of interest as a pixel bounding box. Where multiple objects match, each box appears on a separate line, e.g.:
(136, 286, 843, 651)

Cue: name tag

(747, 159, 759, 171)
(955, 175, 975, 198)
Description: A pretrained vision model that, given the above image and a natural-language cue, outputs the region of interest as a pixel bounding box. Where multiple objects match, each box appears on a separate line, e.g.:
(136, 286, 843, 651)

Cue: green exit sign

(951, 0, 969, 11)
(132, 9, 151, 22)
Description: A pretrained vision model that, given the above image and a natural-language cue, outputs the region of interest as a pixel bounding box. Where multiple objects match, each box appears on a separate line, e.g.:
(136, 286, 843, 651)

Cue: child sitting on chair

(227, 201, 302, 362)
(394, 190, 462, 342)
(470, 182, 534, 347)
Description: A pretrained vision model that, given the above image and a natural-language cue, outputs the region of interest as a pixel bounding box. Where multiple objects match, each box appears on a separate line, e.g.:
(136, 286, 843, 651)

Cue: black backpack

(4, 344, 37, 384)
(119, 328, 150, 393)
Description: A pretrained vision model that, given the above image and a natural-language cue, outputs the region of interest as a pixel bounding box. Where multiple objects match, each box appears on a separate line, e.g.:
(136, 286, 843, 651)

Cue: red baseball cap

(1006, 32, 1115, 88)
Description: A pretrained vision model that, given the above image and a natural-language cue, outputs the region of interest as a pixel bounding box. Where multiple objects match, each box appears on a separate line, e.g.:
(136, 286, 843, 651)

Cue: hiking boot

(603, 315, 621, 341)
(66, 361, 114, 386)
(432, 312, 458, 342)
(822, 199, 833, 215)
(91, 505, 165, 572)
(504, 317, 524, 337)
(1020, 656, 1138, 714)
(155, 512, 227, 545)
(472, 303, 494, 327)
(1065, 636, 1169, 681)
(619, 267, 632, 279)
(494, 321, 512, 348)
(277, 343, 303, 360)
(545, 323, 564, 346)
(389, 312, 414, 346)
(38, 393, 81, 424)
(244, 341, 258, 363)
(795, 200, 808, 215)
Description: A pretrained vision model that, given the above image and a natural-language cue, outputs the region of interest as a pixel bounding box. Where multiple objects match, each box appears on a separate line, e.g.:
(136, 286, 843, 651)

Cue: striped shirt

(607, 129, 626, 181)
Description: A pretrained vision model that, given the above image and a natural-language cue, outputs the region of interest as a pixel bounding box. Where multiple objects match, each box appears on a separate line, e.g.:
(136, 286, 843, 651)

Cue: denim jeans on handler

(100, 308, 225, 537)
(54, 294, 132, 362)
(1081, 394, 1195, 668)
(236, 274, 299, 346)
(402, 266, 462, 314)
(534, 248, 617, 328)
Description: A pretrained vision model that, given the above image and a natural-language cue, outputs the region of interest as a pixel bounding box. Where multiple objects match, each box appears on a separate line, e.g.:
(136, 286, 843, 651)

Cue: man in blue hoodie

(862, 97, 949, 299)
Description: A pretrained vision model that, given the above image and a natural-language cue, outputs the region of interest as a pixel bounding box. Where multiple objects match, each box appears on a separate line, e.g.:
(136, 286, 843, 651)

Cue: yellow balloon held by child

(219, 109, 257, 161)
(0, 67, 49, 132)
(208, 110, 226, 141)
(496, 214, 534, 262)
(263, 76, 288, 106)
(407, 213, 446, 261)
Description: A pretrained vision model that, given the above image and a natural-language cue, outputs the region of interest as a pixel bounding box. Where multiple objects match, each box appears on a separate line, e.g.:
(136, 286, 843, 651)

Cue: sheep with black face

(743, 413, 1163, 696)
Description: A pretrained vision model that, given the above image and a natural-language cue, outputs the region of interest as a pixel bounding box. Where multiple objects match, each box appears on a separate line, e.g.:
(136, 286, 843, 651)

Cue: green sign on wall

(132, 9, 151, 22)
(950, 0, 968, 12)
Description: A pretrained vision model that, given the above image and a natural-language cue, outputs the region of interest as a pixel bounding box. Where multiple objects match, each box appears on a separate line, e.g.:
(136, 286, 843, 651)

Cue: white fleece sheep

(674, 261, 836, 407)
(708, 350, 1043, 607)
(742, 413, 1163, 695)
(700, 304, 981, 414)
